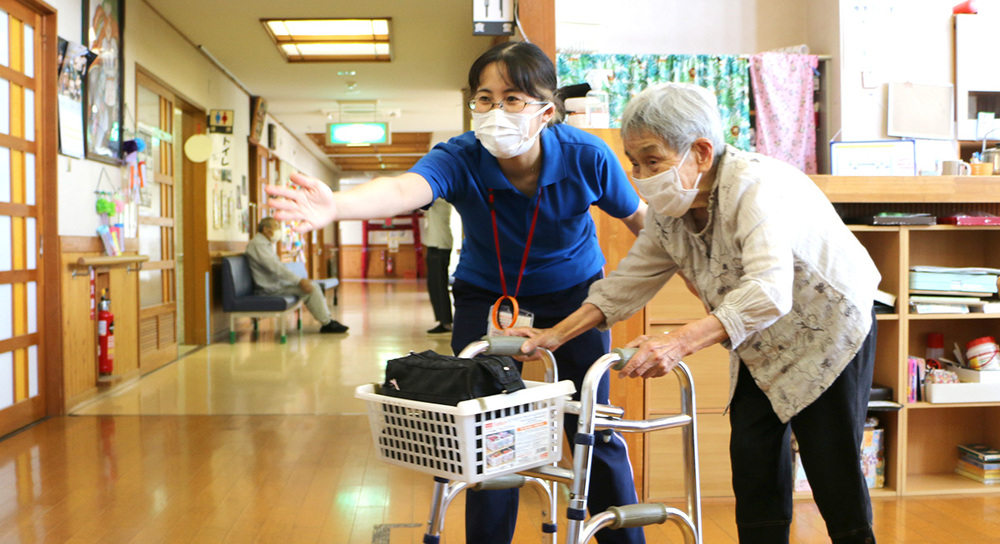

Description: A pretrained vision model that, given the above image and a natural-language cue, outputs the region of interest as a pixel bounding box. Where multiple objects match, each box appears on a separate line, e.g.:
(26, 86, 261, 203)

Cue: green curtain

(556, 53, 752, 151)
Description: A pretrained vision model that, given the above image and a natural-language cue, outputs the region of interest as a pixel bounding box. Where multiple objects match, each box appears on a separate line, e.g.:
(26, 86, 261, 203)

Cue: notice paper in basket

(355, 380, 575, 484)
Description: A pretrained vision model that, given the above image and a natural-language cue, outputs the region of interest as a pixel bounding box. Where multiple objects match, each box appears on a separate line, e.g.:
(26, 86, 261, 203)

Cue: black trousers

(425, 246, 452, 325)
(730, 312, 877, 544)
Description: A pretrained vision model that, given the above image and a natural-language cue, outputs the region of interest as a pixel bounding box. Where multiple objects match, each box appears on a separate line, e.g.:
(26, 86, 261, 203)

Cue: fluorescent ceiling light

(262, 18, 392, 62)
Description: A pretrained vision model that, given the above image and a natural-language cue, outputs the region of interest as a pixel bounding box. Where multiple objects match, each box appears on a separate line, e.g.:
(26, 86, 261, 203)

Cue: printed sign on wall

(473, 0, 514, 35)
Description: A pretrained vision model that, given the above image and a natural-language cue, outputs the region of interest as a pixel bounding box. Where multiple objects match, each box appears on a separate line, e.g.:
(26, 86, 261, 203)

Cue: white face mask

(472, 103, 551, 159)
(633, 148, 701, 217)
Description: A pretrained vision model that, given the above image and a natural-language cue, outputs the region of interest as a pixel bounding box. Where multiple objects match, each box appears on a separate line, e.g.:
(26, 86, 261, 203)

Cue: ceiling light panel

(262, 18, 392, 62)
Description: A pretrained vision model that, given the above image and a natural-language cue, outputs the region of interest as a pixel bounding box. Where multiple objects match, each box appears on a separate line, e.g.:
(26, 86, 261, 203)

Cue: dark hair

(468, 41, 564, 121)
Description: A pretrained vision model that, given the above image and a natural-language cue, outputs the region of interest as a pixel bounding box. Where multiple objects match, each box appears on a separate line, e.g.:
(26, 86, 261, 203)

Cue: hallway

(0, 280, 997, 543)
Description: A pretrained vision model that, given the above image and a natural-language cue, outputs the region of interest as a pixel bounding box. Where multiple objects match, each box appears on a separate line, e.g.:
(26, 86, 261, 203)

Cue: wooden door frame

(134, 65, 209, 347)
(0, 0, 61, 430)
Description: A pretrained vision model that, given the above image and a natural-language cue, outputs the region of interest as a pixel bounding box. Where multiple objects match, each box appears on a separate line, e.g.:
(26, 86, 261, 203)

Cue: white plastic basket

(355, 380, 576, 483)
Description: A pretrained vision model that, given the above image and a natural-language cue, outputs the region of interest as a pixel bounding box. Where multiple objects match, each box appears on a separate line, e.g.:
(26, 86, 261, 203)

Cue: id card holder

(486, 308, 535, 336)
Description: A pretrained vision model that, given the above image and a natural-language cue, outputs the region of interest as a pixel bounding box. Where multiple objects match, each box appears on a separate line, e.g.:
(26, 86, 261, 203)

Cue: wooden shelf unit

(643, 176, 1000, 501)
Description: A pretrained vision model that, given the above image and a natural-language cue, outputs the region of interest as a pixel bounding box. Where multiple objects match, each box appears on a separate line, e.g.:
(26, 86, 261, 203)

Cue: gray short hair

(257, 217, 278, 233)
(620, 83, 726, 159)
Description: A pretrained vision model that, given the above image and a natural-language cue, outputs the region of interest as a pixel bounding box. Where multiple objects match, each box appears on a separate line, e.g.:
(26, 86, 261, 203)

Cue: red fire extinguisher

(98, 289, 115, 376)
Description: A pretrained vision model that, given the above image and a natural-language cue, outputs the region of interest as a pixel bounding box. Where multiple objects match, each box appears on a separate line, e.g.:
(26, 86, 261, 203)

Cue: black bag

(381, 350, 525, 405)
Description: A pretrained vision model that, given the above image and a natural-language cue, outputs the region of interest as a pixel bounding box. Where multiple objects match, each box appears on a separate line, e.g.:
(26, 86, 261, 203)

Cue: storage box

(356, 380, 575, 483)
(793, 425, 884, 491)
(945, 364, 1000, 384)
(925, 382, 1000, 403)
(861, 427, 886, 489)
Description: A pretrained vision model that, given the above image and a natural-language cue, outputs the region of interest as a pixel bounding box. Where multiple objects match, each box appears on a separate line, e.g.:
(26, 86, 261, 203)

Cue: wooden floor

(1, 280, 998, 543)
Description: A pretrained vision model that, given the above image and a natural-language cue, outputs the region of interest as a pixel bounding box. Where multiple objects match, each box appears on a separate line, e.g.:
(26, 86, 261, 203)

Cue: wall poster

(83, 0, 124, 164)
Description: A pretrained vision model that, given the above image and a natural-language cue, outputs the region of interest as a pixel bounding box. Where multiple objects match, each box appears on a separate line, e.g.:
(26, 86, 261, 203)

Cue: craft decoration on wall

(56, 38, 96, 159)
(83, 0, 125, 164)
(556, 53, 752, 150)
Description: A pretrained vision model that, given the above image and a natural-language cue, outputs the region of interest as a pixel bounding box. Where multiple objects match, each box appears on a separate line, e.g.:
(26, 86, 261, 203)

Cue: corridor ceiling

(144, 0, 497, 173)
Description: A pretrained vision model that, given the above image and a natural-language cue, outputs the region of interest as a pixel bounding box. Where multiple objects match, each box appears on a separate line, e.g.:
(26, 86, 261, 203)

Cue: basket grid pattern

(379, 402, 463, 475)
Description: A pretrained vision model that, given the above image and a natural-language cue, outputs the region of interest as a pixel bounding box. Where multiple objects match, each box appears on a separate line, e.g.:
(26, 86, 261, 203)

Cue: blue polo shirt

(410, 124, 639, 296)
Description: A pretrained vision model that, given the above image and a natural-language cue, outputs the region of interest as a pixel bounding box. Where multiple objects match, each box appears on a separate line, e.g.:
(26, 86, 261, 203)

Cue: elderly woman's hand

(503, 327, 567, 361)
(619, 333, 686, 379)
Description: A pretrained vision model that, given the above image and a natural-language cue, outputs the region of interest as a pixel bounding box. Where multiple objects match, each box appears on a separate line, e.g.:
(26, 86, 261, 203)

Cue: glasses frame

(468, 96, 549, 113)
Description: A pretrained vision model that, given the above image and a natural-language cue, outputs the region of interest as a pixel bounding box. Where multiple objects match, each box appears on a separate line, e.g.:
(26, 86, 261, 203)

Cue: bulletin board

(887, 82, 954, 140)
(831, 140, 917, 176)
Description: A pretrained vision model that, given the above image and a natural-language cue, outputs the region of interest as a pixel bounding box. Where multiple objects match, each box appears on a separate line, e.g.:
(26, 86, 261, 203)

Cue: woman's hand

(619, 333, 687, 379)
(265, 172, 338, 233)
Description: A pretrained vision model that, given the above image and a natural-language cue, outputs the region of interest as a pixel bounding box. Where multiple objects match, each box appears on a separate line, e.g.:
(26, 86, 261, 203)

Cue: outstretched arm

(506, 303, 608, 355)
(266, 172, 435, 233)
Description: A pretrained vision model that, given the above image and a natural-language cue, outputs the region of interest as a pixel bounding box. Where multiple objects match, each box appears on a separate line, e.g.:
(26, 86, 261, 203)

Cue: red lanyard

(488, 188, 541, 330)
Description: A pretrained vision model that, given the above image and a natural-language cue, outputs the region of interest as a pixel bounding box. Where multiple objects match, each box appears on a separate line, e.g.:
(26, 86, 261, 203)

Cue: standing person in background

(509, 82, 880, 544)
(246, 217, 349, 334)
(266, 41, 647, 544)
(423, 198, 455, 335)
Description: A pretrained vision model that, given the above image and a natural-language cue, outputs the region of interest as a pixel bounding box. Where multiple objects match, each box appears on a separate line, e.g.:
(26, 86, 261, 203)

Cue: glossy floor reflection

(0, 279, 995, 543)
(74, 280, 453, 417)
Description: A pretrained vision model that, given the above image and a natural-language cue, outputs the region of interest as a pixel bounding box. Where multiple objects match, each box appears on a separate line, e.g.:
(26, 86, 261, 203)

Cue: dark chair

(285, 260, 340, 305)
(220, 255, 303, 344)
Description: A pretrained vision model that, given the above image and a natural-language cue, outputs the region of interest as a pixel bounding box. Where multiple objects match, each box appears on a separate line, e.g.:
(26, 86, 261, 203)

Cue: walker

(355, 336, 701, 543)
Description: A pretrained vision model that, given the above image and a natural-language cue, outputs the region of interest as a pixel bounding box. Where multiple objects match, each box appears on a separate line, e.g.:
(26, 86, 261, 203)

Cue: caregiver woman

(267, 41, 647, 544)
(510, 82, 880, 544)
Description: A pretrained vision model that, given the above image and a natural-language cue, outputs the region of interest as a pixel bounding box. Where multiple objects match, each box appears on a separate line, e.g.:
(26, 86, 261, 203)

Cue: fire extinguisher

(97, 289, 114, 376)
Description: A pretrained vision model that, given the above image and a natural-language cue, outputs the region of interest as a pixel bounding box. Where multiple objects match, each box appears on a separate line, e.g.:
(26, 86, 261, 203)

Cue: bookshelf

(587, 127, 1000, 501)
(643, 175, 1000, 501)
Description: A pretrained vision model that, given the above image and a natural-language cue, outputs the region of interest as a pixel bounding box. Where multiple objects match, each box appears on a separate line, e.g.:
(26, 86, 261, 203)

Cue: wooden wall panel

(339, 245, 419, 279)
(647, 412, 733, 499)
(60, 251, 97, 405)
(108, 266, 139, 378)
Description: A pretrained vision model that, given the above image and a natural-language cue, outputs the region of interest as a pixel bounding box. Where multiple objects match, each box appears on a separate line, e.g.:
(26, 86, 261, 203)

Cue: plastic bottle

(584, 70, 612, 129)
(965, 336, 1000, 370)
(925, 332, 944, 361)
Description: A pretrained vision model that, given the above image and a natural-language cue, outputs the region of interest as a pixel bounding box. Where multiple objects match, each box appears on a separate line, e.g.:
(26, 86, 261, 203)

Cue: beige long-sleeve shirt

(586, 146, 880, 422)
(245, 232, 302, 294)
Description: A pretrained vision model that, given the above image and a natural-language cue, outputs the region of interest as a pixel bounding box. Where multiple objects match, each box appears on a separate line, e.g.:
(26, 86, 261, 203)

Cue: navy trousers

(425, 247, 453, 325)
(729, 312, 877, 544)
(451, 275, 645, 544)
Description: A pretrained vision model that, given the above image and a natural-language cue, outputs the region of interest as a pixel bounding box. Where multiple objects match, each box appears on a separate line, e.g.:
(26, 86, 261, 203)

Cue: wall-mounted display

(83, 0, 124, 164)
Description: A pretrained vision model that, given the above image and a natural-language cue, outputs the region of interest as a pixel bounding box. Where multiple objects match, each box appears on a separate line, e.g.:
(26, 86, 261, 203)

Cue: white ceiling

(143, 0, 499, 171)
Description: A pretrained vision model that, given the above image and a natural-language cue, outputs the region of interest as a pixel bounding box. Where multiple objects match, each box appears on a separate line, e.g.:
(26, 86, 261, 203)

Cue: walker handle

(605, 503, 670, 529)
(611, 348, 638, 371)
(480, 335, 531, 357)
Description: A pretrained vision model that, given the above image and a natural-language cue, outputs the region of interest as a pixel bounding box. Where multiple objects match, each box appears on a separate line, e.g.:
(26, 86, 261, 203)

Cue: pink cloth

(749, 53, 819, 174)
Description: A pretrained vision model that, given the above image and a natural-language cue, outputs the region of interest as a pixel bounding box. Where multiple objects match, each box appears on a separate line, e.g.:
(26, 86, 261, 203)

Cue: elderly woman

(512, 82, 880, 544)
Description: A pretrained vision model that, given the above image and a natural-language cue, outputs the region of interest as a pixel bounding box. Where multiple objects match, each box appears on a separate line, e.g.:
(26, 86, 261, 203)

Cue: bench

(220, 255, 304, 344)
(285, 260, 340, 305)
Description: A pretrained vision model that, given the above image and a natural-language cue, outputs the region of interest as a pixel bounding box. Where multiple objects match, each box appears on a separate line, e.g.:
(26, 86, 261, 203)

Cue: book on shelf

(969, 301, 1000, 314)
(954, 468, 1000, 484)
(909, 302, 970, 314)
(958, 443, 1000, 463)
(908, 295, 985, 305)
(958, 456, 1000, 473)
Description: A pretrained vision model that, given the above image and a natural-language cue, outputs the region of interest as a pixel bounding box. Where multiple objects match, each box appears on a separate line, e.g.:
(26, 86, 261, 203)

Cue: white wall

(50, 0, 336, 240)
(556, 0, 969, 171)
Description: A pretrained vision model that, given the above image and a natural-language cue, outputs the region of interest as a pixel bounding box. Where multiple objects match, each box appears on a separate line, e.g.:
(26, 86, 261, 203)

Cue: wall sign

(473, 0, 515, 36)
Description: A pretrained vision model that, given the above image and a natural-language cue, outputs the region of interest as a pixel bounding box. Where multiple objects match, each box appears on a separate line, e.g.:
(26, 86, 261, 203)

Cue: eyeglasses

(468, 96, 548, 113)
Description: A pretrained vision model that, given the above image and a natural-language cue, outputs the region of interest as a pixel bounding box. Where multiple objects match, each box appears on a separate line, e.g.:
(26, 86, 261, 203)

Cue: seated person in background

(246, 217, 349, 334)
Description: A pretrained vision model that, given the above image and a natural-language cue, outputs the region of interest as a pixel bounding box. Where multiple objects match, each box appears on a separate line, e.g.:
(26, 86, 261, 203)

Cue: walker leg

(229, 316, 236, 344)
(423, 477, 450, 544)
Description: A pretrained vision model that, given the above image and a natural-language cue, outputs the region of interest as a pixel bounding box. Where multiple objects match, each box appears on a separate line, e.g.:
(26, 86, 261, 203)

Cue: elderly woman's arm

(618, 315, 729, 378)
